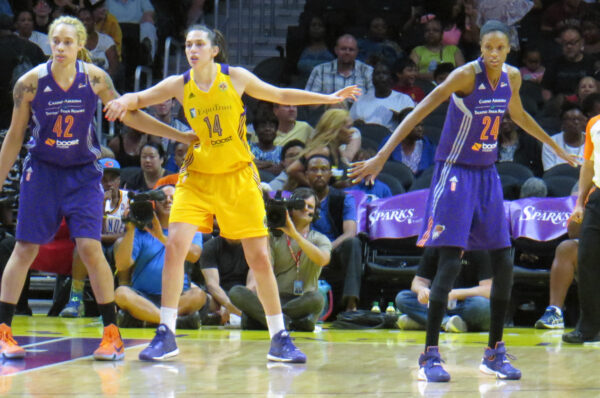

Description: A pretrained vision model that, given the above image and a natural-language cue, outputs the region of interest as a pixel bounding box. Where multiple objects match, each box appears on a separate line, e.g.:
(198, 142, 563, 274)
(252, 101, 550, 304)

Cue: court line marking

(21, 337, 71, 348)
(5, 341, 149, 376)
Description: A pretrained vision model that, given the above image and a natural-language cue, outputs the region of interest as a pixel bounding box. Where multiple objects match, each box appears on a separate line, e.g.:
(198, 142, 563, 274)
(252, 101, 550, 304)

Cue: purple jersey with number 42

(434, 57, 512, 167)
(29, 60, 102, 167)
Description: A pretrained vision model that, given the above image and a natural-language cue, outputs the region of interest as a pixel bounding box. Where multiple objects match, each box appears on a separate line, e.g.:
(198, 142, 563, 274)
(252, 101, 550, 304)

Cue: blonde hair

(48, 16, 91, 62)
(300, 109, 350, 165)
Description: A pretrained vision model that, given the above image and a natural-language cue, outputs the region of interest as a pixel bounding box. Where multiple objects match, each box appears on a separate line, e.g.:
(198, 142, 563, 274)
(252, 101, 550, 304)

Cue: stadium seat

(382, 161, 414, 191)
(376, 173, 405, 196)
(543, 163, 580, 180)
(409, 166, 434, 191)
(356, 123, 391, 146)
(496, 161, 535, 184)
(543, 175, 577, 197)
(360, 136, 379, 152)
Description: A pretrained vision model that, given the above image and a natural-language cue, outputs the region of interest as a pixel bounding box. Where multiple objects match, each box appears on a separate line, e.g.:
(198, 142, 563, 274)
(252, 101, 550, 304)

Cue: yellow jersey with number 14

(181, 64, 252, 174)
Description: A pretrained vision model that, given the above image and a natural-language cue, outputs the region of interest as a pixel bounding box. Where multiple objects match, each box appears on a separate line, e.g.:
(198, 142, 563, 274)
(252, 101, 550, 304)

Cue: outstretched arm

(90, 66, 196, 145)
(231, 67, 361, 105)
(349, 65, 472, 184)
(507, 68, 578, 167)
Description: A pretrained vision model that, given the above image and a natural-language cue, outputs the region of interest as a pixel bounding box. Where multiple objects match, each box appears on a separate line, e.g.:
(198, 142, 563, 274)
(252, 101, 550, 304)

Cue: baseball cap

(99, 158, 121, 173)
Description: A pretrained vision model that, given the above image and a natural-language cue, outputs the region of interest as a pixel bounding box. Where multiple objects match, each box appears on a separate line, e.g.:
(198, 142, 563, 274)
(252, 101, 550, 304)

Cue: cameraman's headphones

(290, 187, 320, 222)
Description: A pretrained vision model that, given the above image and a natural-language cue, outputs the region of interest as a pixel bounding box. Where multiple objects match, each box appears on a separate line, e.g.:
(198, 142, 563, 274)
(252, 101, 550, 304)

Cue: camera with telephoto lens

(265, 191, 306, 237)
(122, 189, 166, 230)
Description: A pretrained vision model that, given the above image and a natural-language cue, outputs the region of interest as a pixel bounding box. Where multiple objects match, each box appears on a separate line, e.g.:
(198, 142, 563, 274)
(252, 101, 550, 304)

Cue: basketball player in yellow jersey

(105, 24, 360, 362)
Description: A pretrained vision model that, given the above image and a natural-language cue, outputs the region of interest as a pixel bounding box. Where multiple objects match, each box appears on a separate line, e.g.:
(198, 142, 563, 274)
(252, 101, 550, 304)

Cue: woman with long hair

(286, 108, 355, 188)
(0, 16, 195, 361)
(104, 24, 359, 362)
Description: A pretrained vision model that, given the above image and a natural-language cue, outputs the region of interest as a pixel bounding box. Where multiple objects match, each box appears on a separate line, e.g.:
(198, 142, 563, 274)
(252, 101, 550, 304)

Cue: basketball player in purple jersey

(0, 16, 196, 360)
(351, 21, 578, 382)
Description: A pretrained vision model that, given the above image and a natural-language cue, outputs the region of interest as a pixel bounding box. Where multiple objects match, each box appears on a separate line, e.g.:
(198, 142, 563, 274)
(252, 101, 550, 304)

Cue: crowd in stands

(2, 0, 600, 332)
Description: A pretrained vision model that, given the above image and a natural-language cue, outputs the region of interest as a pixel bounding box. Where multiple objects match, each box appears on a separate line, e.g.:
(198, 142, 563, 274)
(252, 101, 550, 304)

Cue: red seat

(30, 219, 74, 276)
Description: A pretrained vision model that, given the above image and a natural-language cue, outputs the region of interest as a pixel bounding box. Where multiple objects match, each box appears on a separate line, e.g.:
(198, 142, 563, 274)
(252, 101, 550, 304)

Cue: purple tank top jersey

(29, 60, 101, 167)
(434, 58, 512, 166)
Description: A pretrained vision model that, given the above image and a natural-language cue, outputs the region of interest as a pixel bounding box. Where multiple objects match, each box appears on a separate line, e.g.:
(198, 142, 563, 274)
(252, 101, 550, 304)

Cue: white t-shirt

(104, 189, 130, 235)
(89, 32, 116, 71)
(21, 31, 51, 56)
(350, 90, 415, 131)
(542, 131, 585, 171)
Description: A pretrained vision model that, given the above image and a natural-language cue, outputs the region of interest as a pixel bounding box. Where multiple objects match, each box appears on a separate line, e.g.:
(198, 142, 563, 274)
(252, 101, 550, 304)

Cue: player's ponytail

(212, 29, 228, 64)
(77, 47, 92, 62)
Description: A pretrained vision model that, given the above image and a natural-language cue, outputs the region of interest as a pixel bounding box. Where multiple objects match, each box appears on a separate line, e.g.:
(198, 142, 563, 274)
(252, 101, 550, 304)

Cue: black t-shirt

(0, 34, 46, 129)
(416, 249, 492, 288)
(199, 237, 248, 292)
(542, 55, 595, 96)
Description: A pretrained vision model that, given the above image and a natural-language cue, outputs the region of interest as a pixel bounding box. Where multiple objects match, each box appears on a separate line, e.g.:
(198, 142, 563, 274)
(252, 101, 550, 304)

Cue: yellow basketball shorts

(170, 164, 268, 239)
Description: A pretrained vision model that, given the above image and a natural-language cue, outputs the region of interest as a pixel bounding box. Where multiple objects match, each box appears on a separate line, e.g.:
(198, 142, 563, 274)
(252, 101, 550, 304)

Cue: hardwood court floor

(1, 316, 600, 397)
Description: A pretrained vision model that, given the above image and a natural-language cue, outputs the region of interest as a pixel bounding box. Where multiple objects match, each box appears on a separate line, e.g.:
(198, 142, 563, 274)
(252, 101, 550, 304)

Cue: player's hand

(348, 154, 386, 185)
(555, 148, 582, 167)
(571, 204, 584, 224)
(145, 213, 165, 241)
(182, 132, 199, 146)
(330, 85, 362, 103)
(417, 288, 430, 305)
(277, 210, 297, 238)
(104, 94, 138, 122)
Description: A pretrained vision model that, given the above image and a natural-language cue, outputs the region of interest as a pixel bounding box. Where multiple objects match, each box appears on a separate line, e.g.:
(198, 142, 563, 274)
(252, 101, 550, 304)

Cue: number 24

(480, 116, 500, 141)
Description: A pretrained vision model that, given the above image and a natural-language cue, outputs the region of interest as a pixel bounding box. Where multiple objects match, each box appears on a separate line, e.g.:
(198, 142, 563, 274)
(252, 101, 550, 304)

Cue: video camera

(265, 191, 305, 237)
(122, 189, 166, 230)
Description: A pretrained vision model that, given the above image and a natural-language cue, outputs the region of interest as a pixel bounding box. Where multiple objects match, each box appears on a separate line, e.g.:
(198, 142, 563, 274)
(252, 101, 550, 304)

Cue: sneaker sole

(479, 363, 521, 380)
(266, 353, 306, 363)
(417, 367, 450, 382)
(139, 348, 179, 362)
(93, 351, 125, 361)
(534, 320, 564, 329)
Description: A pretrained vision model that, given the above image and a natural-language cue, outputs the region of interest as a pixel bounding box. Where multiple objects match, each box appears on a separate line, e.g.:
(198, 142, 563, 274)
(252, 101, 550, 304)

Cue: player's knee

(114, 286, 132, 307)
(12, 242, 39, 265)
(556, 239, 578, 259)
(245, 249, 271, 273)
(76, 240, 104, 266)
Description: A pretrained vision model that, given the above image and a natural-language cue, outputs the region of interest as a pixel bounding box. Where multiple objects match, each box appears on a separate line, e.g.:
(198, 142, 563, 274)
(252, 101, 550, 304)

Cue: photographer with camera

(113, 184, 207, 329)
(230, 187, 332, 331)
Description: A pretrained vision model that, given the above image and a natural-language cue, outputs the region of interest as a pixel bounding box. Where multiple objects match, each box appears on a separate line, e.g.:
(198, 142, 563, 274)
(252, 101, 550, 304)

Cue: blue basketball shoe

(60, 295, 84, 318)
(267, 330, 306, 363)
(534, 306, 564, 329)
(418, 346, 450, 382)
(139, 324, 179, 361)
(480, 342, 521, 380)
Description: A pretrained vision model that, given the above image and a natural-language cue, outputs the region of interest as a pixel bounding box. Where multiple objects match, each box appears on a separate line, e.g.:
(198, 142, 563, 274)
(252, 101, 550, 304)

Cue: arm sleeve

(342, 194, 357, 222)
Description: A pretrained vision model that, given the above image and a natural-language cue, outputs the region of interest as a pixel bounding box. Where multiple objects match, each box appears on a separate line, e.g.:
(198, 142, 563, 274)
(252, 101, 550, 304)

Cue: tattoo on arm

(13, 81, 25, 108)
(91, 75, 101, 87)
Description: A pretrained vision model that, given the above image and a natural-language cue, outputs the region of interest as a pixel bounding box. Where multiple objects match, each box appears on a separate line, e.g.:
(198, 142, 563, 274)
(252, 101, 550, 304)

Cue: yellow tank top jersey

(181, 64, 252, 174)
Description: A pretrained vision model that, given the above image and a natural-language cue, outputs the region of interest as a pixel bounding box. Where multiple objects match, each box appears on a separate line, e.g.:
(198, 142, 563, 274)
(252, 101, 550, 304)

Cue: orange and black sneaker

(0, 323, 25, 359)
(93, 324, 125, 361)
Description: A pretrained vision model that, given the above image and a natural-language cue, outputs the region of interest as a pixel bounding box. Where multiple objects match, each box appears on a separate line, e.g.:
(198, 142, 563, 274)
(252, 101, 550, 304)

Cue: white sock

(549, 305, 563, 316)
(266, 314, 285, 339)
(160, 307, 178, 333)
